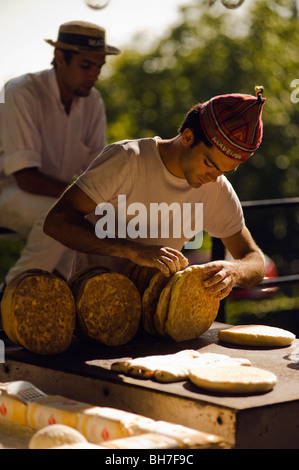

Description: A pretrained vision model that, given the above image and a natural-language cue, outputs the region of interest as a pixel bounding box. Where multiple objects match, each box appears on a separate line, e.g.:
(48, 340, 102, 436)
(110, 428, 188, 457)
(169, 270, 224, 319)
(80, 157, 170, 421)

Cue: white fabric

(0, 184, 74, 281)
(0, 68, 107, 282)
(73, 137, 245, 274)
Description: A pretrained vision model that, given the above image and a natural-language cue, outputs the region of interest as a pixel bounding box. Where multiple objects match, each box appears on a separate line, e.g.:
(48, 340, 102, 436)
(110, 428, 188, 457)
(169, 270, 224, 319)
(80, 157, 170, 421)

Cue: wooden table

(1, 322, 299, 449)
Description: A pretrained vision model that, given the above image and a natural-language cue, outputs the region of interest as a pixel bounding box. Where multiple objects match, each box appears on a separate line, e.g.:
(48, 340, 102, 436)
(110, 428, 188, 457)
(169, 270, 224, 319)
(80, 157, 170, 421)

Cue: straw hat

(45, 21, 120, 55)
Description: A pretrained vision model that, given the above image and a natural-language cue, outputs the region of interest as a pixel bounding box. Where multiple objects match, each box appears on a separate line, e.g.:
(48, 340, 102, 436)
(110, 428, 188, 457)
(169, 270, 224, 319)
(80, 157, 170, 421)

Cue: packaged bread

(0, 390, 28, 426)
(68, 266, 141, 346)
(51, 442, 106, 449)
(27, 395, 91, 429)
(0, 380, 47, 426)
(1, 269, 76, 355)
(134, 420, 225, 449)
(101, 432, 178, 449)
(76, 406, 154, 444)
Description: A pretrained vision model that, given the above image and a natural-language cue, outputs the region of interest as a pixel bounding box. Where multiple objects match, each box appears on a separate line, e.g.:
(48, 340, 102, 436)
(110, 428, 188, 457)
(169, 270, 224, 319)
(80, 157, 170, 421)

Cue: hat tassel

(255, 85, 264, 100)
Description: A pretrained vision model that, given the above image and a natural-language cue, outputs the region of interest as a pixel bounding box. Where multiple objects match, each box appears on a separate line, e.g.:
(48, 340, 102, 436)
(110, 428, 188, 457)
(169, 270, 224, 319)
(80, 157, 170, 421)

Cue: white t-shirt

(0, 68, 107, 188)
(73, 137, 245, 273)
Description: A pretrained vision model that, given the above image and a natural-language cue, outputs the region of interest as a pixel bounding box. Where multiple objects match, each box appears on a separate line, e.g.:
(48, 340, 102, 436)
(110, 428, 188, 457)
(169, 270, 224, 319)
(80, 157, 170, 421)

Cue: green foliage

(98, 0, 299, 201)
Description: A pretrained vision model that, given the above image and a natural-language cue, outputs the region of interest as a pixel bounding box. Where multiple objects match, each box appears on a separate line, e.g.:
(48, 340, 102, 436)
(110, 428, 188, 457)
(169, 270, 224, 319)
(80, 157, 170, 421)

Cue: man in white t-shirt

(44, 88, 266, 300)
(0, 21, 120, 287)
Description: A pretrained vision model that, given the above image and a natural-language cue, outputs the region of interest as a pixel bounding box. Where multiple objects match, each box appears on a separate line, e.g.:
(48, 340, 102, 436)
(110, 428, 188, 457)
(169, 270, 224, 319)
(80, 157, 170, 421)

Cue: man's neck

(158, 136, 184, 178)
(55, 71, 74, 114)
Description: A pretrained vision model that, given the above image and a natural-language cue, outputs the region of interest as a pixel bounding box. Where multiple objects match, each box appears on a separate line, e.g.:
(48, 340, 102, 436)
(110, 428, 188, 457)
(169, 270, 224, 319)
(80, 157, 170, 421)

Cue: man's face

(56, 50, 106, 97)
(180, 134, 241, 188)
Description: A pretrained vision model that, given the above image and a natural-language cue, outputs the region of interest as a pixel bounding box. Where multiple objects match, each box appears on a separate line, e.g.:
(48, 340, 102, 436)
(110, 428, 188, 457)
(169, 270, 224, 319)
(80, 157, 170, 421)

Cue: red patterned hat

(200, 87, 266, 161)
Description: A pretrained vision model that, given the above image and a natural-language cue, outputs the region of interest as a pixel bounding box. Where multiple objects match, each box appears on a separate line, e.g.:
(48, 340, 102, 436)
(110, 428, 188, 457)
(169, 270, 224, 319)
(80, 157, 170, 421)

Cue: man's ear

(54, 49, 66, 68)
(181, 128, 195, 147)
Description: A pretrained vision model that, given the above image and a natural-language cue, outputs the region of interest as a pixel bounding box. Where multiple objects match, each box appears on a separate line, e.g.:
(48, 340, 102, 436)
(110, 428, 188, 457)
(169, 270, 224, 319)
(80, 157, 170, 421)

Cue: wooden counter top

(1, 322, 299, 449)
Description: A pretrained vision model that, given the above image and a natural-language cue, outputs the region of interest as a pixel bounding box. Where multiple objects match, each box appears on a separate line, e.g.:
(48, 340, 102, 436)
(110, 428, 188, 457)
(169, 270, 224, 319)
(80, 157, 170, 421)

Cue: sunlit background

(0, 0, 194, 83)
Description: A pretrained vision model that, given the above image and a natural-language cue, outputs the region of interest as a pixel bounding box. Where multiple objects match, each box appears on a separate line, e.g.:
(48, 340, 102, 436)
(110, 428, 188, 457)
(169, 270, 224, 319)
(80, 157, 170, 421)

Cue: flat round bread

(68, 265, 110, 297)
(142, 271, 169, 335)
(2, 269, 76, 355)
(135, 266, 158, 297)
(164, 265, 220, 342)
(29, 424, 87, 449)
(218, 324, 296, 347)
(123, 262, 158, 297)
(128, 263, 143, 288)
(189, 365, 277, 394)
(68, 266, 110, 338)
(1, 268, 52, 344)
(75, 272, 141, 346)
(153, 274, 177, 336)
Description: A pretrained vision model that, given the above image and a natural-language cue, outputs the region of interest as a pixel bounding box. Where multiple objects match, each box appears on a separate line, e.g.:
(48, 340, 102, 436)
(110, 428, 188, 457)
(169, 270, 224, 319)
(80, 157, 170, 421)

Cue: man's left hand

(201, 260, 238, 300)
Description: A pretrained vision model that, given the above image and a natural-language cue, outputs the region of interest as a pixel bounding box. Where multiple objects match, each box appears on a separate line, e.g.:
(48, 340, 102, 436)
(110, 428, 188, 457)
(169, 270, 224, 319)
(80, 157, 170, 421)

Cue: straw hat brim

(45, 39, 120, 55)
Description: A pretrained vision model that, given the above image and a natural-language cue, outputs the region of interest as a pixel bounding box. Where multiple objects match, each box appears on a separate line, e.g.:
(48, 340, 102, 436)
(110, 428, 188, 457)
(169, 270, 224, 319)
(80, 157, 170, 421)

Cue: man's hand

(129, 244, 189, 277)
(202, 260, 238, 300)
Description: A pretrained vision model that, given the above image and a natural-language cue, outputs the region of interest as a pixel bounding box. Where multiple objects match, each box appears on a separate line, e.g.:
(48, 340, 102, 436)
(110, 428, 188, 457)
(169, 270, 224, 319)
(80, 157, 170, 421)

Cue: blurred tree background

(98, 0, 299, 202)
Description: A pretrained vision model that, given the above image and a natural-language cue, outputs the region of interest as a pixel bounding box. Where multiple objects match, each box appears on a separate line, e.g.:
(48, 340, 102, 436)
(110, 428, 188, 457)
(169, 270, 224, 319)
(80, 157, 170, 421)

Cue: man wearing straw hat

(0, 21, 120, 290)
(44, 88, 266, 299)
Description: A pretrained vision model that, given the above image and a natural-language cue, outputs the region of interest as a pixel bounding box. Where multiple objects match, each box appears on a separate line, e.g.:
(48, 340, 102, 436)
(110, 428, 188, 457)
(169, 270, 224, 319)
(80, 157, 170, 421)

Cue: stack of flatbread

(123, 262, 158, 298)
(1, 269, 76, 355)
(68, 266, 141, 346)
(141, 265, 220, 342)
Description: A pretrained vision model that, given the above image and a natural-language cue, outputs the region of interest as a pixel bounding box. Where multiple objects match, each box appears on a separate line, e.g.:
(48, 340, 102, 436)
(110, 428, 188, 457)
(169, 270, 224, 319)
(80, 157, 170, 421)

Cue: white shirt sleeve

(75, 142, 132, 204)
(2, 81, 42, 175)
(78, 89, 107, 172)
(202, 176, 245, 239)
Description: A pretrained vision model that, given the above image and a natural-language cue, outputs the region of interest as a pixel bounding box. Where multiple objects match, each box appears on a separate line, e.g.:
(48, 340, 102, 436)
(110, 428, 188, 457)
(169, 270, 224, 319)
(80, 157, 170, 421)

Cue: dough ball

(29, 424, 87, 449)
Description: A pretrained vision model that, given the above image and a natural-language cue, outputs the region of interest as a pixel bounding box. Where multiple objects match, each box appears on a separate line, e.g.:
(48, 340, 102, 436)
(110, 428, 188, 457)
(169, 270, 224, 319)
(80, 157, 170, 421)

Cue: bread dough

(111, 349, 251, 382)
(189, 365, 277, 394)
(218, 324, 296, 347)
(28, 424, 87, 449)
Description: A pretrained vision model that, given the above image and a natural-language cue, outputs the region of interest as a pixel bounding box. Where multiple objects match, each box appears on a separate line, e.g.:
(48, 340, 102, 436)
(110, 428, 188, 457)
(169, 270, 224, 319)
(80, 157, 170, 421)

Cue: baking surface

(1, 322, 299, 411)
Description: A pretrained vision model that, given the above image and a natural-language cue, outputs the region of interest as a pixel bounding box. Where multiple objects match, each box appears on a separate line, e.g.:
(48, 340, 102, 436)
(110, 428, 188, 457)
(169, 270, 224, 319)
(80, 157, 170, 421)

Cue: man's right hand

(129, 244, 189, 277)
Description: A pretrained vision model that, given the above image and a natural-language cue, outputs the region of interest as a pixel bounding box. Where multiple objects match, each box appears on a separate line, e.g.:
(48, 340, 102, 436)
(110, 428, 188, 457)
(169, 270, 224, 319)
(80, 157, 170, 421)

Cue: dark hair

(51, 49, 79, 69)
(178, 103, 212, 148)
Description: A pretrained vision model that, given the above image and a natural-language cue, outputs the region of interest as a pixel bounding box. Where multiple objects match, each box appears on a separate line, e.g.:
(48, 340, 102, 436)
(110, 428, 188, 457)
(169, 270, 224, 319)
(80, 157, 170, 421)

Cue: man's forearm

(43, 206, 188, 277)
(14, 168, 69, 198)
(230, 250, 265, 288)
(202, 249, 265, 300)
(43, 206, 134, 258)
